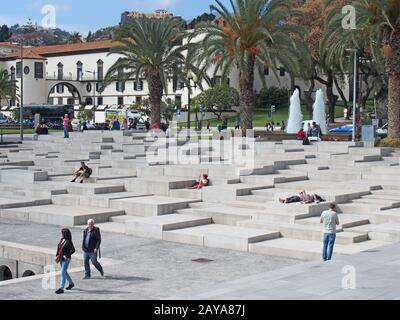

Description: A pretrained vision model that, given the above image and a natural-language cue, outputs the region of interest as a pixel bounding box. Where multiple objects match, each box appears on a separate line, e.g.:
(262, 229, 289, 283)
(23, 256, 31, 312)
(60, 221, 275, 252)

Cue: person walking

(235, 114, 240, 130)
(320, 203, 340, 261)
(82, 219, 104, 279)
(55, 228, 76, 294)
(61, 114, 70, 138)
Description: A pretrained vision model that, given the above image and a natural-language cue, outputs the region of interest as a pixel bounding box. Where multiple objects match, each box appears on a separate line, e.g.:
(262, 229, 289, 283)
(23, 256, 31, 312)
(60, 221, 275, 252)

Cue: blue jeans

(60, 259, 74, 289)
(63, 125, 69, 138)
(83, 252, 103, 277)
(322, 233, 336, 261)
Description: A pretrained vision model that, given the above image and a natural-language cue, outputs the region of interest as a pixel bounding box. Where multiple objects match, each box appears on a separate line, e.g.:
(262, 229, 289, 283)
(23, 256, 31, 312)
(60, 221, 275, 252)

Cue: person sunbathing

(279, 190, 306, 204)
(71, 162, 93, 183)
(189, 174, 209, 189)
(300, 193, 326, 204)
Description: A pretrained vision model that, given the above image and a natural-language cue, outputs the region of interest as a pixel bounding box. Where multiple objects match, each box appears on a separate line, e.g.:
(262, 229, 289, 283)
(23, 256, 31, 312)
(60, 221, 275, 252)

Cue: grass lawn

(187, 104, 344, 128)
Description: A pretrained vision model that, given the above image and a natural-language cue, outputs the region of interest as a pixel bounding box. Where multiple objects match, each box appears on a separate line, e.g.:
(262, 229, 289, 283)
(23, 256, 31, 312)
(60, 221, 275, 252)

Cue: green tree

(255, 86, 288, 109)
(77, 109, 94, 122)
(0, 25, 12, 42)
(104, 17, 199, 127)
(0, 69, 18, 106)
(323, 0, 400, 138)
(86, 31, 93, 42)
(12, 108, 31, 121)
(68, 32, 83, 44)
(161, 98, 178, 124)
(188, 0, 302, 130)
(193, 84, 239, 120)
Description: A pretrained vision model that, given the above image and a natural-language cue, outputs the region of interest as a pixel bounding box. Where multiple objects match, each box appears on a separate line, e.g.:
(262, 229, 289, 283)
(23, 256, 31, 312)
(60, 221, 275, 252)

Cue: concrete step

(125, 214, 213, 239)
(296, 214, 370, 229)
(169, 189, 202, 200)
(163, 224, 281, 251)
(0, 205, 125, 226)
(237, 220, 368, 244)
(66, 183, 125, 195)
(350, 223, 400, 242)
(124, 176, 195, 196)
(110, 196, 199, 217)
(52, 192, 150, 208)
(249, 238, 389, 260)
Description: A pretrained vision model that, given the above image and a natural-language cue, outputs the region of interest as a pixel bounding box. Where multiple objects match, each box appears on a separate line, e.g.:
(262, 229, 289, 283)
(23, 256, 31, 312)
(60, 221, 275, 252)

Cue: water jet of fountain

(313, 89, 327, 134)
(286, 89, 303, 133)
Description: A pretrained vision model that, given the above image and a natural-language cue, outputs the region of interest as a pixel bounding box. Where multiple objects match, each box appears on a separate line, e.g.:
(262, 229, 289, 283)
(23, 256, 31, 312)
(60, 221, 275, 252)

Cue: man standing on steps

(82, 219, 104, 279)
(320, 203, 340, 261)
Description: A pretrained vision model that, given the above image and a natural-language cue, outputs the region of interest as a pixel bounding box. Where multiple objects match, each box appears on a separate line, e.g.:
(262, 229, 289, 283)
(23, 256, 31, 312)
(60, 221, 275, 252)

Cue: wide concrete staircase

(0, 131, 400, 261)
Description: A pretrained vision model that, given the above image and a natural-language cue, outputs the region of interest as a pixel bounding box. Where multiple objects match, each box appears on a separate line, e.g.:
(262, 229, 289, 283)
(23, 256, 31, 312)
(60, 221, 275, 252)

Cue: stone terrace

(1, 130, 400, 264)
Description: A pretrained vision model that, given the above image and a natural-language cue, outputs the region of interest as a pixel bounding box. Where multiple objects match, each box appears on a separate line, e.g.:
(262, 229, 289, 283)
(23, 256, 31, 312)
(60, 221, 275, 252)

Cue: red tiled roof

(0, 40, 121, 60)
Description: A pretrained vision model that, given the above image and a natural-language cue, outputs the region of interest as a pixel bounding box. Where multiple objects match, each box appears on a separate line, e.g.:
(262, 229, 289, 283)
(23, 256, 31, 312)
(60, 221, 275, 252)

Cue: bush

(378, 138, 400, 148)
(256, 86, 288, 109)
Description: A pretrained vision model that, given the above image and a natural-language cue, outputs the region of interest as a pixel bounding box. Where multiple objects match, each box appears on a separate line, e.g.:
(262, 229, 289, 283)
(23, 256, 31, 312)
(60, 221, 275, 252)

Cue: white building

(0, 36, 349, 121)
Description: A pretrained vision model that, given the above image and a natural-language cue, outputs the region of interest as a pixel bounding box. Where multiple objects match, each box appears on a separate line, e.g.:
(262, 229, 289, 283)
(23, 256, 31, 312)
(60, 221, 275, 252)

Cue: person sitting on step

(189, 174, 209, 189)
(71, 162, 93, 183)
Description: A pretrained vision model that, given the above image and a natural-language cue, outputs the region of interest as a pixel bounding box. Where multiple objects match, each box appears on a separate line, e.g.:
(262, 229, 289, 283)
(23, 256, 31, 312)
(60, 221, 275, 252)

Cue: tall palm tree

(104, 17, 198, 126)
(68, 32, 83, 44)
(0, 69, 18, 106)
(188, 0, 303, 130)
(324, 0, 400, 138)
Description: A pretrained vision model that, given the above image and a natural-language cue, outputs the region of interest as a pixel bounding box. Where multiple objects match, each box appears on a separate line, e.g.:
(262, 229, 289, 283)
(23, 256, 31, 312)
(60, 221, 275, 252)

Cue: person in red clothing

(297, 128, 306, 140)
(150, 122, 161, 130)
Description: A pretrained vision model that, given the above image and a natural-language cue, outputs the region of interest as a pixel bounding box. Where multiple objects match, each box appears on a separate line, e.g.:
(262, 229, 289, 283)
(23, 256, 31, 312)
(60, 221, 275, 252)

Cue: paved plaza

(0, 130, 400, 299)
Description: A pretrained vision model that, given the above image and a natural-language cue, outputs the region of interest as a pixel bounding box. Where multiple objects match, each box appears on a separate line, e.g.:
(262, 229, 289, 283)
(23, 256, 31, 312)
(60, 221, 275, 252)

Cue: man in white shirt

(320, 203, 340, 261)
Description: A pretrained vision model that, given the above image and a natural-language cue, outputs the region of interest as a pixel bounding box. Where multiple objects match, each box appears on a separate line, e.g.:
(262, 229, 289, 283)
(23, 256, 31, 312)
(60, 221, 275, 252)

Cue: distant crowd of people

(297, 122, 323, 145)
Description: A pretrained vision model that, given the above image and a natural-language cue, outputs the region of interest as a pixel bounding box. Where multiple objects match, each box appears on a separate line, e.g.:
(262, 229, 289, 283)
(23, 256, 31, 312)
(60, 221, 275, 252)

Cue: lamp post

(346, 49, 357, 142)
(185, 72, 197, 130)
(19, 41, 24, 142)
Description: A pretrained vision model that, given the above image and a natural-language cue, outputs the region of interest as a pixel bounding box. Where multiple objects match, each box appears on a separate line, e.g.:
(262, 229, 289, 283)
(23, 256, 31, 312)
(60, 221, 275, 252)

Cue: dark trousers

(286, 196, 301, 203)
(83, 251, 103, 277)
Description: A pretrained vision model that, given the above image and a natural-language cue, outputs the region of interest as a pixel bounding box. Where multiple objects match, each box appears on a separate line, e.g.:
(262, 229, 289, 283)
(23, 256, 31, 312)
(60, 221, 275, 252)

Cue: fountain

(313, 89, 327, 134)
(286, 89, 303, 133)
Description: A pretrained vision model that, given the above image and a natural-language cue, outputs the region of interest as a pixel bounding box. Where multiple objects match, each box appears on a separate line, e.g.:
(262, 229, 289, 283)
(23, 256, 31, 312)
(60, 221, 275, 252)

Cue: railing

(46, 75, 103, 82)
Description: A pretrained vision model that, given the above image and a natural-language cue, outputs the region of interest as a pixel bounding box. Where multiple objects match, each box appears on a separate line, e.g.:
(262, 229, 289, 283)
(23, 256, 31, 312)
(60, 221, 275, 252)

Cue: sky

(0, 0, 231, 35)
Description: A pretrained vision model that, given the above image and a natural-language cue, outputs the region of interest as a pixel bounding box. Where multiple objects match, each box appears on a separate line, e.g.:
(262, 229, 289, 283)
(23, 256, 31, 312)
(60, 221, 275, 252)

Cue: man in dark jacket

(82, 219, 104, 279)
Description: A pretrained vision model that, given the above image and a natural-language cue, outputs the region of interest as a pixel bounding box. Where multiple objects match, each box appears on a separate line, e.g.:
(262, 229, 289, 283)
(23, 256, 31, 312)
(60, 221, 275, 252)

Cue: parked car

(377, 123, 388, 137)
(329, 125, 353, 133)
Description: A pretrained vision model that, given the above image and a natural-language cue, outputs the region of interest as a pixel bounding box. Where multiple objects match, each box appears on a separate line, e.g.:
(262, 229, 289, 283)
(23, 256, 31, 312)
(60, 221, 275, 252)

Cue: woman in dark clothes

(55, 228, 76, 294)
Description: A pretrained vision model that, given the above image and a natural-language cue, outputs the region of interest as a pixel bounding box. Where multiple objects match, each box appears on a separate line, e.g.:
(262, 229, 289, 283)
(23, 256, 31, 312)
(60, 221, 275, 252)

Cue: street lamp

(18, 40, 24, 142)
(185, 72, 197, 130)
(346, 49, 357, 142)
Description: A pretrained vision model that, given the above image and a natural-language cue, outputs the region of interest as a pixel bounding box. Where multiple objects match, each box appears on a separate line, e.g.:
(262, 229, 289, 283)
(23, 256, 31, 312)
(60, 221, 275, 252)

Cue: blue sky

(0, 0, 230, 35)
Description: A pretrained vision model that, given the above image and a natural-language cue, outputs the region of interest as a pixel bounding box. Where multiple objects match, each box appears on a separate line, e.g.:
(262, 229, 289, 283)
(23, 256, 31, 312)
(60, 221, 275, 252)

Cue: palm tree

(104, 17, 197, 126)
(188, 0, 303, 130)
(323, 0, 400, 138)
(0, 69, 18, 106)
(68, 32, 83, 44)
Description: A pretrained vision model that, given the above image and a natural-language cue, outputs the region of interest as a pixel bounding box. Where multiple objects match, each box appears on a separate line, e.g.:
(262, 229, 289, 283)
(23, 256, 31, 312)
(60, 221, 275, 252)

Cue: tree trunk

(315, 71, 337, 123)
(326, 72, 337, 124)
(388, 73, 400, 138)
(148, 74, 163, 127)
(304, 79, 315, 119)
(333, 76, 349, 110)
(385, 29, 400, 138)
(239, 55, 256, 132)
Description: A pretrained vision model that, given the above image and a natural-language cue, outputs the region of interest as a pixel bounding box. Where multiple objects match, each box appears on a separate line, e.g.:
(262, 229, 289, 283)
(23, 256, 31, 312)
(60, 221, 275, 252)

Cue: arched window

(22, 270, 35, 277)
(0, 265, 12, 281)
(97, 60, 104, 81)
(57, 62, 64, 80)
(76, 61, 83, 81)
